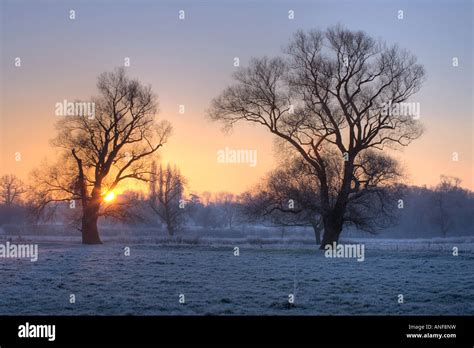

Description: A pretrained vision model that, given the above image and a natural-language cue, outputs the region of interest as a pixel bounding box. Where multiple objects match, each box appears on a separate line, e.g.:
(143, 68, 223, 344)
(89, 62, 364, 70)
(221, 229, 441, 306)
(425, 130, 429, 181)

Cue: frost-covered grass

(2, 233, 473, 251)
(0, 239, 472, 315)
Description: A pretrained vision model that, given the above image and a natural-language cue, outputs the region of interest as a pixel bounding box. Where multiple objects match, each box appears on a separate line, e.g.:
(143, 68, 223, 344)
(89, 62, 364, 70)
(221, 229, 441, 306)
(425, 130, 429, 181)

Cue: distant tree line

(1, 172, 472, 241)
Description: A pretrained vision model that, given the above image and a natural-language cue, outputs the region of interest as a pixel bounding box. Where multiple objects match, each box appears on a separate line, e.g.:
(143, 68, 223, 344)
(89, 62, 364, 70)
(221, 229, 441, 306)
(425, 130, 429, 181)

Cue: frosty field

(0, 240, 473, 315)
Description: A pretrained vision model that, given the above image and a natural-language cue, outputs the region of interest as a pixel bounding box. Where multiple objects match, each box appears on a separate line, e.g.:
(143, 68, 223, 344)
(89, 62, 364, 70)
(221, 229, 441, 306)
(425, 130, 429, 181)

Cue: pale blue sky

(1, 0, 473, 192)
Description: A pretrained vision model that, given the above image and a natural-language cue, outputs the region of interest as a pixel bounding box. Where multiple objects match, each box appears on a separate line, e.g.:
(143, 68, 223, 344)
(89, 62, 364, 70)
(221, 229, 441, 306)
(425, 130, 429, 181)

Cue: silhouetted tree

(431, 176, 461, 237)
(209, 26, 424, 248)
(0, 175, 27, 225)
(149, 162, 185, 236)
(242, 156, 324, 243)
(243, 147, 402, 244)
(0, 175, 25, 207)
(31, 68, 171, 244)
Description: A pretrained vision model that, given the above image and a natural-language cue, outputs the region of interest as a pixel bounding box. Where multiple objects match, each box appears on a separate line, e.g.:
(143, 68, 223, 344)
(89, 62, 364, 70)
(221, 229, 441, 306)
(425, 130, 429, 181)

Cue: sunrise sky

(0, 0, 473, 193)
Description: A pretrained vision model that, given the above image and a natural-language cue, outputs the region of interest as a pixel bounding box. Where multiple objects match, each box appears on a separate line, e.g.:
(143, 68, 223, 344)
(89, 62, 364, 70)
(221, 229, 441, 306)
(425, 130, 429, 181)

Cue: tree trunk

(73, 150, 102, 244)
(319, 213, 343, 249)
(166, 213, 174, 237)
(318, 161, 353, 249)
(82, 205, 102, 244)
(310, 219, 323, 245)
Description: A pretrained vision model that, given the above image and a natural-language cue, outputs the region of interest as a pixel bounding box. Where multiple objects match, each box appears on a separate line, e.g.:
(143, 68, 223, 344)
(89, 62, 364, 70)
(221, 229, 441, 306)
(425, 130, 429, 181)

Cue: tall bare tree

(149, 162, 186, 236)
(209, 26, 424, 248)
(31, 68, 172, 244)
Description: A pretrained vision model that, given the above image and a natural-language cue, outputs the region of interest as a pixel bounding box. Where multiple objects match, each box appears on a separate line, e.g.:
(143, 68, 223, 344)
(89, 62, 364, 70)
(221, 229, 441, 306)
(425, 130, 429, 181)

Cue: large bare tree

(209, 26, 424, 248)
(32, 68, 172, 244)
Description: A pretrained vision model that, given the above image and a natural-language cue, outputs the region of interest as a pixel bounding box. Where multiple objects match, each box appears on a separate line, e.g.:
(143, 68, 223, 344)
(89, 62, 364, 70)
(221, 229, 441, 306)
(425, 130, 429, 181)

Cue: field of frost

(0, 237, 473, 315)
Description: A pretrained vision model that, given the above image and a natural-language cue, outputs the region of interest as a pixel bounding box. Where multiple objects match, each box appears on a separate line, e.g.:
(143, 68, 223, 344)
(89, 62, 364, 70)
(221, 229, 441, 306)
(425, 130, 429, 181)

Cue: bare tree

(242, 156, 324, 243)
(149, 161, 186, 236)
(343, 149, 403, 233)
(0, 175, 25, 207)
(243, 147, 401, 244)
(431, 176, 461, 238)
(214, 192, 239, 228)
(31, 68, 172, 244)
(209, 26, 424, 248)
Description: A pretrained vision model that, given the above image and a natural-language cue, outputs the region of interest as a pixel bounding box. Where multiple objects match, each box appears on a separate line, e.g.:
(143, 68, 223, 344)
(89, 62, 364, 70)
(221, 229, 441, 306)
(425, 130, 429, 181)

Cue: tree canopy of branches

(31, 68, 172, 244)
(242, 155, 324, 243)
(243, 146, 402, 244)
(209, 26, 424, 248)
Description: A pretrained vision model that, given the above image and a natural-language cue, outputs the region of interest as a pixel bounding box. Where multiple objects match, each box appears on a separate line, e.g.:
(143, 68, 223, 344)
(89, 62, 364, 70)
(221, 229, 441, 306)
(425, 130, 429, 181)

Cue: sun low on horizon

(103, 191, 116, 203)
